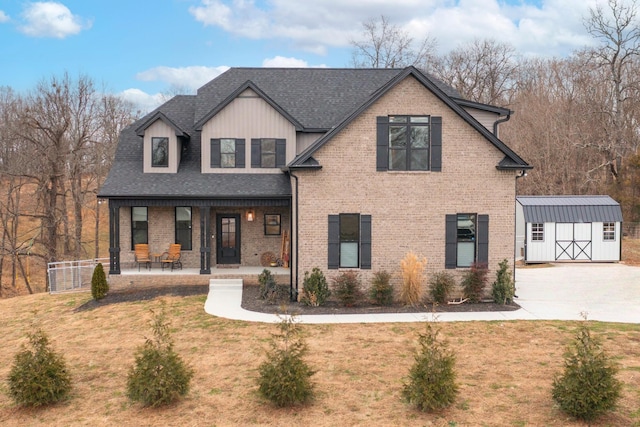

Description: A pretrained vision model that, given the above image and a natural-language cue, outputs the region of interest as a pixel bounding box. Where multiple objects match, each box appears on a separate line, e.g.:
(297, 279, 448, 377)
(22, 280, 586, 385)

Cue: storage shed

(516, 196, 622, 263)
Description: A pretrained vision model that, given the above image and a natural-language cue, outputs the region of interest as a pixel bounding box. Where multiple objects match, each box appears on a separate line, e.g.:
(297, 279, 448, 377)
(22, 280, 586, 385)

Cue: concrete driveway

(515, 263, 640, 324)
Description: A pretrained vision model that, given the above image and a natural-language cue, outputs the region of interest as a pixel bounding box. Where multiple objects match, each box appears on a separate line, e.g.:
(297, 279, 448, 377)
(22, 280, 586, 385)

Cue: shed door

(555, 223, 592, 260)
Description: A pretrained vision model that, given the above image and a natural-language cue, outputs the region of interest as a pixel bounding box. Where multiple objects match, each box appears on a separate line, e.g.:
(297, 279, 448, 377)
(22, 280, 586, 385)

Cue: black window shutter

(328, 215, 340, 269)
(210, 139, 221, 168)
(360, 215, 372, 269)
(431, 116, 442, 172)
(275, 139, 286, 167)
(376, 116, 389, 171)
(251, 139, 261, 168)
(478, 214, 489, 265)
(445, 214, 457, 269)
(236, 139, 245, 168)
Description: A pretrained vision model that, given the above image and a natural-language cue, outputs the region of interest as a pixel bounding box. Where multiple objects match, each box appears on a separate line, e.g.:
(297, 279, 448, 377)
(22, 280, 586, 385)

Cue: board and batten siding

(200, 88, 297, 174)
(524, 222, 621, 262)
(143, 120, 181, 173)
(461, 107, 500, 135)
(296, 132, 324, 155)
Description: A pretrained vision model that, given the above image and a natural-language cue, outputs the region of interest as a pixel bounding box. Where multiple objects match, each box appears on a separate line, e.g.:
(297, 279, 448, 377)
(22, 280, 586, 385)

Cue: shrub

(491, 259, 515, 305)
(399, 252, 426, 306)
(8, 328, 72, 407)
(91, 262, 109, 301)
(300, 267, 330, 307)
(126, 304, 194, 407)
(403, 322, 458, 412)
(461, 262, 488, 303)
(369, 270, 393, 306)
(258, 269, 277, 301)
(333, 271, 363, 307)
(551, 321, 622, 423)
(428, 271, 456, 304)
(258, 314, 315, 407)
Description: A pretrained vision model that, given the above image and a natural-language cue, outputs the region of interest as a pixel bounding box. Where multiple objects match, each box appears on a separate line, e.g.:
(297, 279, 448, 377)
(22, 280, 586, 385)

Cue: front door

(216, 214, 241, 264)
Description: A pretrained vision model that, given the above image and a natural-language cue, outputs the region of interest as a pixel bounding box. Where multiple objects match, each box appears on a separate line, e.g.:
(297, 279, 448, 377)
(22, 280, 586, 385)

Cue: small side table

(151, 253, 162, 269)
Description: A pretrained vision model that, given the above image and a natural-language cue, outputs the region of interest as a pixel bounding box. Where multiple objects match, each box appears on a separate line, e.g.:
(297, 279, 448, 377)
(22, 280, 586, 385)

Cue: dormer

(135, 112, 190, 174)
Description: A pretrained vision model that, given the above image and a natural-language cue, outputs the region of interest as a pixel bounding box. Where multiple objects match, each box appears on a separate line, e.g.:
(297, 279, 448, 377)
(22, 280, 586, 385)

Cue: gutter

(286, 170, 300, 302)
(493, 112, 511, 137)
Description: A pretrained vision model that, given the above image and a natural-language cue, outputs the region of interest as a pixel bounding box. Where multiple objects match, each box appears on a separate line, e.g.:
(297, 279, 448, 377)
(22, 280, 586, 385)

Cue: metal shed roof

(517, 196, 623, 223)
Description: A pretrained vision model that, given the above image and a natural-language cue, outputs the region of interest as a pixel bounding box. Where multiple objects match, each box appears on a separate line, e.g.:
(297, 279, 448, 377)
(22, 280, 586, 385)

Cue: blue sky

(0, 0, 613, 111)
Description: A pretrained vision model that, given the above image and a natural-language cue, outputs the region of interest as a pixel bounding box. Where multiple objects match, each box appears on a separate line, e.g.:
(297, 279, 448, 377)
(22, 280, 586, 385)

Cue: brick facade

(293, 76, 517, 297)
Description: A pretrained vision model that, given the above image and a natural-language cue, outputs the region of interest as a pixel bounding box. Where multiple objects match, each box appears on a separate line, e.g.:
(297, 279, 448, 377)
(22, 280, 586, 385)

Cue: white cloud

(136, 65, 230, 90)
(188, 0, 616, 58)
(118, 89, 165, 113)
(19, 2, 91, 38)
(0, 10, 9, 23)
(262, 56, 327, 67)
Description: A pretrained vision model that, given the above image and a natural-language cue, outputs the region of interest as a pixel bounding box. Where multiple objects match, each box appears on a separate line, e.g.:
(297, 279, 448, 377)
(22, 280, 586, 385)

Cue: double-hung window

(210, 138, 245, 168)
(175, 207, 192, 250)
(532, 223, 544, 241)
(131, 207, 148, 249)
(152, 137, 168, 167)
(251, 138, 286, 168)
(328, 214, 372, 269)
(445, 214, 489, 269)
(603, 222, 616, 241)
(377, 115, 442, 171)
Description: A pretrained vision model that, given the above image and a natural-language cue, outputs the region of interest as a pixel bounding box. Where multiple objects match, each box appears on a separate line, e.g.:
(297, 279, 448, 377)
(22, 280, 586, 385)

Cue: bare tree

(583, 0, 640, 181)
(429, 39, 519, 105)
(350, 15, 437, 68)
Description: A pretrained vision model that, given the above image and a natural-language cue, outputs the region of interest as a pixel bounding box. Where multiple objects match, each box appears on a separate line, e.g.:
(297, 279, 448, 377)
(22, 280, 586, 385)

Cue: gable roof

(289, 66, 531, 170)
(517, 195, 622, 223)
(135, 110, 190, 137)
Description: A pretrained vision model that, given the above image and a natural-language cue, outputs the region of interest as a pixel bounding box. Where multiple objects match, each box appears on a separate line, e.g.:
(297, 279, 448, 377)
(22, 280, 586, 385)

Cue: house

(516, 195, 622, 263)
(98, 66, 531, 297)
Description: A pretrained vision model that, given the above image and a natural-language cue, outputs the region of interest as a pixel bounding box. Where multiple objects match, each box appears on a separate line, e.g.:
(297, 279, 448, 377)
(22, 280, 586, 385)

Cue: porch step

(209, 278, 243, 290)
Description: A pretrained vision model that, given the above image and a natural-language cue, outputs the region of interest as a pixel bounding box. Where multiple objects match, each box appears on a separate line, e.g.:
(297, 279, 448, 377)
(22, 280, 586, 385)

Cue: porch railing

(48, 258, 109, 294)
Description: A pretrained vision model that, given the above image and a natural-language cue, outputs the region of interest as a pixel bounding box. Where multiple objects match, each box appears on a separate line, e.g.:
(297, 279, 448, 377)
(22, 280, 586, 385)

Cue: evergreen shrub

(369, 270, 393, 306)
(428, 271, 456, 304)
(300, 267, 330, 307)
(333, 271, 363, 307)
(91, 262, 109, 301)
(491, 259, 515, 304)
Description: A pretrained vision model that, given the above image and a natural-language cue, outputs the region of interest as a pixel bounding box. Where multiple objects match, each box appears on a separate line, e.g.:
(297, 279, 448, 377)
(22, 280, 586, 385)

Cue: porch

(107, 265, 291, 290)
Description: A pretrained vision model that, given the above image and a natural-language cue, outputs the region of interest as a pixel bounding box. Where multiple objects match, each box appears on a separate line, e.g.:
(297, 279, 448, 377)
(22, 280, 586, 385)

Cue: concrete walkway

(204, 264, 640, 324)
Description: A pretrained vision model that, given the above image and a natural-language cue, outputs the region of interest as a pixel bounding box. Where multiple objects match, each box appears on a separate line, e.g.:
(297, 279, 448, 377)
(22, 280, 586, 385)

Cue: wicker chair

(161, 244, 182, 271)
(134, 244, 151, 271)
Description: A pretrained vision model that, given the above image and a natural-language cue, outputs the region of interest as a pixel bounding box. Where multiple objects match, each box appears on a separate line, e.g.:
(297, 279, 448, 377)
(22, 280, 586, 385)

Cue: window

(152, 137, 168, 167)
(131, 207, 148, 249)
(175, 207, 192, 250)
(264, 214, 281, 236)
(377, 116, 442, 172)
(328, 214, 372, 269)
(389, 116, 430, 170)
(603, 222, 616, 241)
(445, 214, 488, 269)
(210, 138, 245, 168)
(532, 223, 544, 241)
(251, 138, 286, 168)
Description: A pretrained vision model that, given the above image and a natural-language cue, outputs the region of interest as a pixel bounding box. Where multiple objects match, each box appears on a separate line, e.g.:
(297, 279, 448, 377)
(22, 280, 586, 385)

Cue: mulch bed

(240, 283, 520, 315)
(73, 283, 520, 315)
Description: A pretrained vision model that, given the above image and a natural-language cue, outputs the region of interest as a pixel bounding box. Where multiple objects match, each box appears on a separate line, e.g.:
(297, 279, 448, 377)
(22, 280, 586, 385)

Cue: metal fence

(48, 258, 109, 294)
(624, 222, 640, 239)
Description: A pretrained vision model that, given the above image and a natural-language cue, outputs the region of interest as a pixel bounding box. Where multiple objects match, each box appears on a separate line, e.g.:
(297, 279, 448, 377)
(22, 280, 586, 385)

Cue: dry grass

(399, 252, 427, 306)
(623, 237, 640, 266)
(1, 293, 639, 426)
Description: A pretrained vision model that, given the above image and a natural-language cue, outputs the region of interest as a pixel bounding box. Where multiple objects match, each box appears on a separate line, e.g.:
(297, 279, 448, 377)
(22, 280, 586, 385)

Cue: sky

(0, 0, 617, 112)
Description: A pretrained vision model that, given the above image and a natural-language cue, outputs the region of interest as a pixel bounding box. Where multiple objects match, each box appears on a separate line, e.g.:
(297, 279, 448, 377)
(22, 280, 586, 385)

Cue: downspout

(514, 170, 527, 293)
(287, 170, 300, 302)
(493, 112, 511, 137)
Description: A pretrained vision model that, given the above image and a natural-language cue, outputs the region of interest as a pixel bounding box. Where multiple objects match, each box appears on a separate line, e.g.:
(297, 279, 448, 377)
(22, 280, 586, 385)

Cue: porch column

(200, 206, 211, 274)
(108, 200, 121, 274)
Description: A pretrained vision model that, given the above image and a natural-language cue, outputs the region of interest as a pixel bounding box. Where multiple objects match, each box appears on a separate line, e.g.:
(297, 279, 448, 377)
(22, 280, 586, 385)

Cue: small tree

(428, 271, 456, 304)
(8, 327, 72, 407)
(552, 321, 622, 423)
(399, 252, 426, 306)
(300, 267, 330, 307)
(369, 270, 393, 306)
(258, 314, 315, 407)
(491, 259, 515, 305)
(91, 262, 109, 301)
(403, 322, 458, 412)
(461, 262, 488, 303)
(333, 271, 363, 307)
(126, 303, 194, 407)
